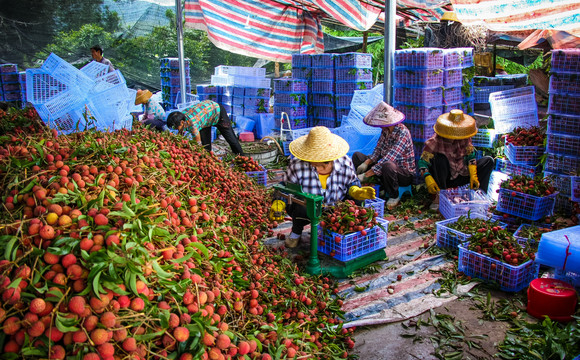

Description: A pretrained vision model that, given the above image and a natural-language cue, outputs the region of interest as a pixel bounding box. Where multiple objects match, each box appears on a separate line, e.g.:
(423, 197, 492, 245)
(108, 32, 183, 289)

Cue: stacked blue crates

(18, 72, 27, 107)
(310, 54, 336, 128)
(545, 49, 580, 214)
(160, 57, 191, 110)
(442, 48, 475, 116)
(273, 78, 308, 130)
(334, 53, 373, 127)
(0, 64, 22, 106)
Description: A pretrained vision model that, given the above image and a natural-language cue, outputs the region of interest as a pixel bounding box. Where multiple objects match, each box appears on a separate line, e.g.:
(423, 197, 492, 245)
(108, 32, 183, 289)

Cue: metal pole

(176, 0, 187, 105)
(384, 0, 396, 104)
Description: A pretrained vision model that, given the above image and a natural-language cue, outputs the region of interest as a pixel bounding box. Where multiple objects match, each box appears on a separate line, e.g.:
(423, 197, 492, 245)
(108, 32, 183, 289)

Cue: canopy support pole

(176, 0, 187, 105)
(384, 0, 396, 104)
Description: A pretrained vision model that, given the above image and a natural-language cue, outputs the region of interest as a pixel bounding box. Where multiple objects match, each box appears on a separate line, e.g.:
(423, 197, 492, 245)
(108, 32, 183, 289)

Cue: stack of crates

(19, 71, 27, 107)
(333, 53, 374, 126)
(442, 48, 475, 115)
(473, 74, 528, 108)
(160, 57, 191, 110)
(0, 64, 22, 106)
(545, 49, 580, 214)
(310, 54, 337, 128)
(273, 78, 308, 130)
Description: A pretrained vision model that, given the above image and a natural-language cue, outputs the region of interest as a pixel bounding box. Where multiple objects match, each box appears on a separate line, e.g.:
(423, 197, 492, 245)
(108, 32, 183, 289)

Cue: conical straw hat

(289, 126, 349, 162)
(135, 89, 152, 105)
(433, 109, 477, 139)
(363, 101, 405, 127)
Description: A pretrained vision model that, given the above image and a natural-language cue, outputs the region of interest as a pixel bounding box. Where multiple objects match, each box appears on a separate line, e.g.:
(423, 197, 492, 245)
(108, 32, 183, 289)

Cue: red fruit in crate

(334, 236, 341, 243)
(361, 230, 367, 236)
(511, 191, 516, 197)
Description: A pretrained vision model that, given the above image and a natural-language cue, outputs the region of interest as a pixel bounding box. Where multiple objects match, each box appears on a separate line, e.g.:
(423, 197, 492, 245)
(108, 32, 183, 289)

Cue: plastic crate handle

(279, 112, 293, 142)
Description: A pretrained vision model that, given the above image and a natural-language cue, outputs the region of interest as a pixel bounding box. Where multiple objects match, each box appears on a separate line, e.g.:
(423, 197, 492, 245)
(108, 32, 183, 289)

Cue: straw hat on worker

(288, 126, 349, 162)
(135, 89, 153, 105)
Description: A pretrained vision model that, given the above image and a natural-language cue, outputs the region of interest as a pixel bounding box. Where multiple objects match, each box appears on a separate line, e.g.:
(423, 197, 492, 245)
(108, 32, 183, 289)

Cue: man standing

(90, 45, 115, 73)
(353, 102, 415, 209)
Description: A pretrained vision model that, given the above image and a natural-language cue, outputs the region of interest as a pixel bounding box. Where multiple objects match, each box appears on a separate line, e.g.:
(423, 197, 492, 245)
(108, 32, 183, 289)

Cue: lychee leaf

(152, 260, 172, 279)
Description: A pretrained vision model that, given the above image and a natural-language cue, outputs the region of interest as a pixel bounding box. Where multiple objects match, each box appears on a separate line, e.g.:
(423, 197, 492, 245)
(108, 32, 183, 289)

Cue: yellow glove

(468, 164, 480, 190)
(424, 174, 440, 195)
(349, 186, 376, 201)
(269, 200, 286, 221)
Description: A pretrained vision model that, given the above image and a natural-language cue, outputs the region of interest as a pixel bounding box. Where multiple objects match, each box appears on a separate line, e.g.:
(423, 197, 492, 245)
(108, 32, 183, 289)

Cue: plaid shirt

(369, 124, 416, 175)
(285, 155, 359, 204)
(182, 100, 221, 138)
(418, 134, 476, 179)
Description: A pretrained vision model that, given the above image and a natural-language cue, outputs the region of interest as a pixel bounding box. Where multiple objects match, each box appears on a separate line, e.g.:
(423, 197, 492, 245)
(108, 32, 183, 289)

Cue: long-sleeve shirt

(284, 155, 359, 205)
(97, 57, 115, 73)
(418, 134, 476, 179)
(143, 98, 166, 122)
(181, 100, 221, 138)
(369, 124, 416, 175)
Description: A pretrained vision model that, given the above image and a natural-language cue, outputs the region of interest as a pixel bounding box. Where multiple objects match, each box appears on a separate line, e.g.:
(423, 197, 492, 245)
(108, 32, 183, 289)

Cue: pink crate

(551, 49, 580, 72)
(549, 72, 580, 94)
(407, 122, 435, 142)
(459, 242, 539, 292)
(395, 104, 443, 123)
(311, 80, 334, 94)
(335, 68, 373, 82)
(394, 69, 443, 88)
(547, 114, 580, 136)
(544, 153, 580, 174)
(443, 69, 463, 87)
(311, 93, 335, 107)
(504, 142, 544, 165)
(335, 81, 372, 94)
(548, 93, 580, 116)
(443, 87, 463, 104)
(546, 133, 580, 156)
(496, 188, 557, 221)
(318, 218, 388, 262)
(313, 67, 335, 80)
(394, 48, 444, 69)
(394, 87, 442, 106)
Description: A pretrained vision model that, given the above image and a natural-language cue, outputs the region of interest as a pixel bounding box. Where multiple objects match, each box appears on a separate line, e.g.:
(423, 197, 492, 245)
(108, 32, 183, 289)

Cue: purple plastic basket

(1, 73, 19, 83)
(292, 67, 312, 80)
(544, 171, 572, 197)
(443, 48, 473, 68)
(548, 93, 580, 116)
(274, 79, 308, 93)
(292, 54, 312, 68)
(335, 68, 373, 82)
(311, 54, 335, 68)
(547, 114, 580, 136)
(443, 87, 463, 104)
(551, 49, 580, 73)
(318, 217, 388, 262)
(311, 80, 334, 94)
(474, 85, 515, 104)
(364, 198, 385, 218)
(495, 158, 540, 177)
(335, 94, 354, 109)
(504, 142, 544, 165)
(335, 81, 373, 94)
(274, 105, 306, 118)
(407, 122, 436, 142)
(394, 48, 444, 69)
(244, 88, 271, 97)
(394, 87, 443, 107)
(394, 69, 443, 88)
(245, 165, 267, 186)
(546, 133, 580, 157)
(313, 67, 335, 80)
(496, 188, 557, 221)
(544, 153, 580, 174)
(312, 106, 335, 120)
(443, 69, 463, 87)
(549, 72, 580, 94)
(395, 104, 443, 124)
(196, 84, 219, 94)
(276, 93, 308, 106)
(459, 242, 539, 292)
(335, 52, 372, 68)
(0, 64, 18, 73)
(310, 93, 335, 107)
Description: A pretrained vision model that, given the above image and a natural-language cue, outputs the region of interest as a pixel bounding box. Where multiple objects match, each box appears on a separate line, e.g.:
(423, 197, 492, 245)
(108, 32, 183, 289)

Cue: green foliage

(497, 55, 543, 75)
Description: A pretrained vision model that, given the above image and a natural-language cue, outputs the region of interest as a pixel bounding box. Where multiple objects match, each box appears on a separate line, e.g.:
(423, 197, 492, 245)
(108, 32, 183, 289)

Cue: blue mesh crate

(310, 118, 338, 128)
(395, 104, 443, 124)
(160, 57, 190, 69)
(395, 48, 444, 69)
(1, 72, 20, 84)
(544, 171, 572, 196)
(232, 105, 244, 116)
(311, 93, 335, 107)
(220, 94, 233, 104)
(573, 176, 580, 202)
(336, 81, 373, 94)
(0, 64, 18, 73)
(549, 72, 580, 94)
(312, 54, 335, 68)
(274, 79, 308, 93)
(336, 108, 349, 122)
(292, 54, 312, 68)
(407, 122, 435, 142)
(443, 69, 463, 87)
(335, 94, 353, 109)
(496, 188, 557, 221)
(472, 129, 496, 148)
(232, 95, 245, 106)
(243, 106, 268, 117)
(443, 87, 463, 104)
(4, 91, 21, 101)
(199, 94, 219, 102)
(490, 86, 537, 120)
(443, 48, 473, 69)
(504, 142, 544, 165)
(535, 226, 580, 273)
(495, 158, 540, 177)
(458, 242, 539, 292)
(318, 217, 388, 262)
(394, 87, 443, 107)
(275, 115, 308, 130)
(335, 68, 373, 82)
(312, 67, 335, 80)
(245, 87, 271, 98)
(494, 111, 539, 135)
(394, 69, 443, 88)
(274, 105, 307, 118)
(162, 76, 191, 87)
(551, 49, 580, 73)
(547, 114, 580, 136)
(80, 61, 109, 79)
(196, 84, 220, 94)
(473, 85, 515, 104)
(218, 86, 232, 96)
(312, 106, 335, 120)
(311, 80, 334, 94)
(439, 187, 490, 219)
(544, 153, 580, 174)
(244, 97, 268, 108)
(276, 93, 308, 106)
(162, 85, 191, 95)
(292, 67, 312, 80)
(514, 224, 551, 248)
(335, 52, 372, 68)
(548, 93, 580, 116)
(2, 83, 20, 92)
(436, 213, 499, 249)
(554, 269, 580, 288)
(160, 67, 190, 77)
(547, 133, 580, 157)
(245, 165, 267, 186)
(364, 198, 385, 218)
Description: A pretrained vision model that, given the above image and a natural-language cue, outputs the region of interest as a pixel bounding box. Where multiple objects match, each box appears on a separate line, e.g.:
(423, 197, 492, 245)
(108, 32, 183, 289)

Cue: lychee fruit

(91, 328, 108, 346)
(174, 327, 189, 342)
(216, 334, 231, 350)
(68, 296, 86, 315)
(29, 298, 47, 315)
(122, 337, 137, 352)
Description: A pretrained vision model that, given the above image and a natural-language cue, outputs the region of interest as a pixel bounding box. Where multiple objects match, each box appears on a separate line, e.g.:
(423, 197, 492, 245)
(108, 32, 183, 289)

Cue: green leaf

(188, 242, 209, 258)
(2, 235, 19, 261)
(135, 329, 165, 341)
(56, 312, 79, 332)
(152, 260, 172, 279)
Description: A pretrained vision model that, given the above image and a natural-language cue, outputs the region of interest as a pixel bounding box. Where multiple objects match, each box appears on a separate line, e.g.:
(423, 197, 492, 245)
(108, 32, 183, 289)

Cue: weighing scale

(273, 183, 387, 278)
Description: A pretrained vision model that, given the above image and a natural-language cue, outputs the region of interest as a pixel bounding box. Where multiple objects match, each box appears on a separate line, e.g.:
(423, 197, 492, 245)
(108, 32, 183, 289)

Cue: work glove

(468, 164, 480, 190)
(357, 173, 369, 183)
(424, 174, 440, 195)
(356, 162, 369, 174)
(269, 200, 286, 222)
(349, 186, 376, 201)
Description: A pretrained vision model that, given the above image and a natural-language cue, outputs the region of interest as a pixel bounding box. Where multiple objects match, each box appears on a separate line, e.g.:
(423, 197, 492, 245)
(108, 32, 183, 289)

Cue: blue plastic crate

(234, 116, 255, 132)
(496, 188, 557, 221)
(549, 71, 580, 94)
(394, 87, 443, 107)
(335, 52, 372, 68)
(245, 165, 267, 186)
(80, 61, 109, 79)
(472, 129, 496, 148)
(394, 69, 443, 88)
(243, 106, 268, 117)
(473, 85, 515, 104)
(0, 64, 18, 73)
(318, 217, 388, 262)
(443, 69, 463, 87)
(292, 67, 312, 80)
(439, 188, 490, 219)
(489, 86, 537, 120)
(274, 105, 307, 119)
(443, 87, 463, 104)
(160, 57, 190, 69)
(162, 76, 191, 87)
(276, 92, 308, 106)
(495, 158, 540, 177)
(312, 106, 335, 120)
(274, 79, 308, 93)
(547, 114, 580, 137)
(546, 133, 580, 157)
(497, 74, 528, 87)
(548, 93, 580, 116)
(554, 268, 580, 288)
(513, 224, 551, 248)
(196, 84, 220, 94)
(458, 242, 539, 292)
(394, 48, 444, 69)
(160, 67, 190, 77)
(551, 49, 580, 73)
(311, 80, 334, 94)
(536, 225, 580, 272)
(311, 54, 335, 68)
(335, 94, 354, 109)
(407, 122, 435, 142)
(335, 68, 373, 82)
(1, 72, 19, 84)
(310, 118, 338, 128)
(3, 91, 21, 101)
(436, 213, 503, 249)
(544, 153, 580, 174)
(443, 48, 473, 69)
(312, 67, 335, 80)
(504, 143, 544, 165)
(244, 97, 269, 108)
(335, 109, 349, 122)
(573, 176, 580, 202)
(2, 83, 21, 92)
(363, 198, 385, 218)
(244, 87, 271, 98)
(275, 115, 308, 130)
(198, 94, 219, 102)
(395, 104, 443, 124)
(544, 171, 572, 196)
(335, 81, 373, 94)
(311, 93, 335, 107)
(292, 54, 312, 68)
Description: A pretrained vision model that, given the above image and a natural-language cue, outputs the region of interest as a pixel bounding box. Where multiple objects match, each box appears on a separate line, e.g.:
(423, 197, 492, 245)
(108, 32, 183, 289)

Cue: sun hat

(135, 89, 153, 105)
(363, 101, 405, 128)
(289, 126, 349, 162)
(433, 109, 477, 140)
(441, 11, 460, 22)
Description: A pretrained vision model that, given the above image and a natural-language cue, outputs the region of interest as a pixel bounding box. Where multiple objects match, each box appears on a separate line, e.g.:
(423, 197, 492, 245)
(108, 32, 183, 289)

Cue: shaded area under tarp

(324, 35, 384, 53)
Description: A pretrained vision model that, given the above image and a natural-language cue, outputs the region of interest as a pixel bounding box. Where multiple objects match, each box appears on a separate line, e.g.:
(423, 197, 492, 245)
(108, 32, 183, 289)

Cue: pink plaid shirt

(369, 124, 416, 175)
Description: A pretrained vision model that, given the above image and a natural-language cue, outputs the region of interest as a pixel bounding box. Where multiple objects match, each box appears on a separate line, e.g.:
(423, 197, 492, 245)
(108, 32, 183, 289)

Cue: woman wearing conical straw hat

(272, 126, 377, 248)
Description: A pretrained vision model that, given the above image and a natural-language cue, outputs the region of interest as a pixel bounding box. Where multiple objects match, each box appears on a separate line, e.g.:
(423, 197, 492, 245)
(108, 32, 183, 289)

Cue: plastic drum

(527, 278, 577, 322)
